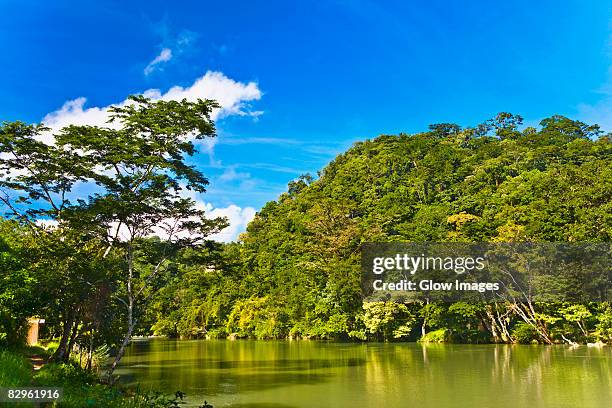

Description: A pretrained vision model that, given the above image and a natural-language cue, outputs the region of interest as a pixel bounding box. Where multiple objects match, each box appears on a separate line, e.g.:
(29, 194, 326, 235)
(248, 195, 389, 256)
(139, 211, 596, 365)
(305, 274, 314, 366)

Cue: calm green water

(116, 339, 612, 408)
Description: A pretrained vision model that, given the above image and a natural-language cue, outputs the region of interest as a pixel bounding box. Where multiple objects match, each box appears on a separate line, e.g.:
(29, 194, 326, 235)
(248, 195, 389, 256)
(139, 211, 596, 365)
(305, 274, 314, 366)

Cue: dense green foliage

(0, 222, 34, 346)
(0, 95, 226, 379)
(1, 110, 611, 397)
(0, 349, 31, 386)
(0, 95, 227, 405)
(148, 114, 611, 344)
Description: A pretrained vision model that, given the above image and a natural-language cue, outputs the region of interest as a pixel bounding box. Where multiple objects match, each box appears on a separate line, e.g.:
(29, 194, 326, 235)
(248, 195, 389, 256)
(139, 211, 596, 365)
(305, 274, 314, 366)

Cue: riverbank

(0, 346, 209, 407)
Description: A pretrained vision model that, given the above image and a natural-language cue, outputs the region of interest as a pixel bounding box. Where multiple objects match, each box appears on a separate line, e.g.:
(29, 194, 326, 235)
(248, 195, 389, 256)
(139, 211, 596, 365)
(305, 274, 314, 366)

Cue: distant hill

(151, 114, 611, 342)
(233, 114, 611, 338)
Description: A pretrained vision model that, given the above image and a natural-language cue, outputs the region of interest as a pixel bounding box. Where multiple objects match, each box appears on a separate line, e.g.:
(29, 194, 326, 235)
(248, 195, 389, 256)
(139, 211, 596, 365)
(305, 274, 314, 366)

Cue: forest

(1, 98, 611, 392)
(145, 112, 611, 346)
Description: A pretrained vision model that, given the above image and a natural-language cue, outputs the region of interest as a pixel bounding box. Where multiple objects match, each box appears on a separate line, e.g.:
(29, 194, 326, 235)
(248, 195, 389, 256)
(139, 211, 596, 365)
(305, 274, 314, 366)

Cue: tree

(223, 113, 610, 344)
(486, 112, 523, 139)
(362, 302, 415, 341)
(539, 115, 602, 139)
(559, 304, 592, 339)
(0, 220, 38, 346)
(0, 121, 106, 360)
(428, 123, 461, 138)
(1, 96, 228, 379)
(54, 96, 228, 380)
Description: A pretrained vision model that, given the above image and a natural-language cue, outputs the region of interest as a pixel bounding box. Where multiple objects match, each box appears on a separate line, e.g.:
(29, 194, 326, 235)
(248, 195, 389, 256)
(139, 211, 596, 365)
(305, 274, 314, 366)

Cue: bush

(512, 322, 540, 344)
(362, 302, 416, 341)
(34, 362, 211, 408)
(226, 297, 288, 339)
(0, 312, 28, 348)
(419, 329, 449, 343)
(0, 348, 213, 407)
(35, 362, 98, 387)
(205, 328, 228, 339)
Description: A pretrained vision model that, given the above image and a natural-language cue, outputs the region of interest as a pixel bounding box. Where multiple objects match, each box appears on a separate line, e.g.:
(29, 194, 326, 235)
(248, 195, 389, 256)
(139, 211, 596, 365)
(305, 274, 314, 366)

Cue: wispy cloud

(212, 43, 229, 56)
(216, 135, 351, 159)
(575, 66, 612, 132)
(576, 98, 612, 132)
(301, 142, 348, 157)
(218, 166, 251, 182)
(217, 136, 301, 146)
(239, 162, 307, 174)
(144, 20, 199, 76)
(573, 28, 611, 133)
(144, 48, 173, 75)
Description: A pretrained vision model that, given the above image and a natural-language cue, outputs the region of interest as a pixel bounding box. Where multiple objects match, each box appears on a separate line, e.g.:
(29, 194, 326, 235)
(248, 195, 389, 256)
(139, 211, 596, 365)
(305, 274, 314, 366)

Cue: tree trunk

(65, 319, 80, 362)
(511, 302, 553, 345)
(105, 245, 136, 383)
(494, 303, 513, 343)
(106, 298, 134, 383)
(420, 299, 429, 338)
(49, 314, 74, 363)
(86, 330, 94, 371)
(483, 305, 502, 343)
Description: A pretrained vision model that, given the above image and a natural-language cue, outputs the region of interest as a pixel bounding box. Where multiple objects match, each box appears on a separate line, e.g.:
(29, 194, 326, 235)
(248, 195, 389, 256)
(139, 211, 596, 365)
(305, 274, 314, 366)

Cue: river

(115, 339, 612, 408)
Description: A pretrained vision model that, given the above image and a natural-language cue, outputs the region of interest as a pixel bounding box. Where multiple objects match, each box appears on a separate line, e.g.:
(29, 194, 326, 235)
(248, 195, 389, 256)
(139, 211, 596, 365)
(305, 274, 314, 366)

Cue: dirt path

(29, 354, 46, 371)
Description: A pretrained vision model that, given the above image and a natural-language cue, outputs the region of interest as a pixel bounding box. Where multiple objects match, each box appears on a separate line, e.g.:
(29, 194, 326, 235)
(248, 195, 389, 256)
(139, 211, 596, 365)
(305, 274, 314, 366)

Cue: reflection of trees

(407, 344, 611, 407)
(488, 345, 612, 407)
(117, 340, 612, 407)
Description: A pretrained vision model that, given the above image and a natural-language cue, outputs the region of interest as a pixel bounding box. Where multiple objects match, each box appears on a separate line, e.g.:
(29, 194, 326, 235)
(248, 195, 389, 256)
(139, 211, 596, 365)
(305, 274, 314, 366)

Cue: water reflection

(116, 340, 612, 408)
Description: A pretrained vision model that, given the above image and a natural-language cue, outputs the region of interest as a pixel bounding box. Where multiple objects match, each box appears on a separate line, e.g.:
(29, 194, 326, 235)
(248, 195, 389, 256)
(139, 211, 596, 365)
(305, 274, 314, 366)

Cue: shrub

(419, 329, 449, 343)
(205, 328, 228, 339)
(362, 302, 416, 341)
(512, 322, 540, 344)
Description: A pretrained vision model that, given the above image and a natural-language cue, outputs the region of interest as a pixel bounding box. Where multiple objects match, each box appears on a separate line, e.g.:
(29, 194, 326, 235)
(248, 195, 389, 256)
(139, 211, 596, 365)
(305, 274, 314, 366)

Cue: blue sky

(0, 0, 610, 239)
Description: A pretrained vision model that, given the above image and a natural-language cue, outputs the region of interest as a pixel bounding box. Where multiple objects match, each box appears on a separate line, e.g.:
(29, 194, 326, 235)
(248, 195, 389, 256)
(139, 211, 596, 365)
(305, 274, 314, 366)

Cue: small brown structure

(26, 318, 45, 346)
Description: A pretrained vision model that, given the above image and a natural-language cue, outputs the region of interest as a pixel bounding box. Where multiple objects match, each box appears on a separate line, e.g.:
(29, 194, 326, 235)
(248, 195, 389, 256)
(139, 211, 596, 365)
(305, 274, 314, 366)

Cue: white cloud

(204, 203, 256, 242)
(43, 97, 109, 134)
(144, 48, 173, 75)
(41, 71, 262, 163)
(183, 186, 256, 243)
(174, 186, 255, 242)
(36, 72, 263, 242)
(158, 71, 262, 120)
(104, 200, 256, 244)
(42, 71, 262, 132)
(35, 219, 59, 229)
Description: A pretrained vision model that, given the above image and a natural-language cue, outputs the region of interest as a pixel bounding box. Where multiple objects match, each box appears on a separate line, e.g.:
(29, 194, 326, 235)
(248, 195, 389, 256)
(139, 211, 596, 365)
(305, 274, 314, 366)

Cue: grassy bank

(0, 347, 211, 407)
(0, 349, 31, 387)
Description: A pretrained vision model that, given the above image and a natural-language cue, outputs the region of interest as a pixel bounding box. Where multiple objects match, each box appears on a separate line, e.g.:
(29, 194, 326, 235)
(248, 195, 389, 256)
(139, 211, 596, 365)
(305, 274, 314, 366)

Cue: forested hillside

(149, 114, 612, 344)
(2, 112, 611, 353)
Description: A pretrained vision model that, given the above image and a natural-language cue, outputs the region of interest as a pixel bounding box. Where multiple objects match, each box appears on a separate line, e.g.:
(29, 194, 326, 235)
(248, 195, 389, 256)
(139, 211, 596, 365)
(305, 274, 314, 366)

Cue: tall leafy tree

(1, 96, 228, 378)
(55, 96, 228, 379)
